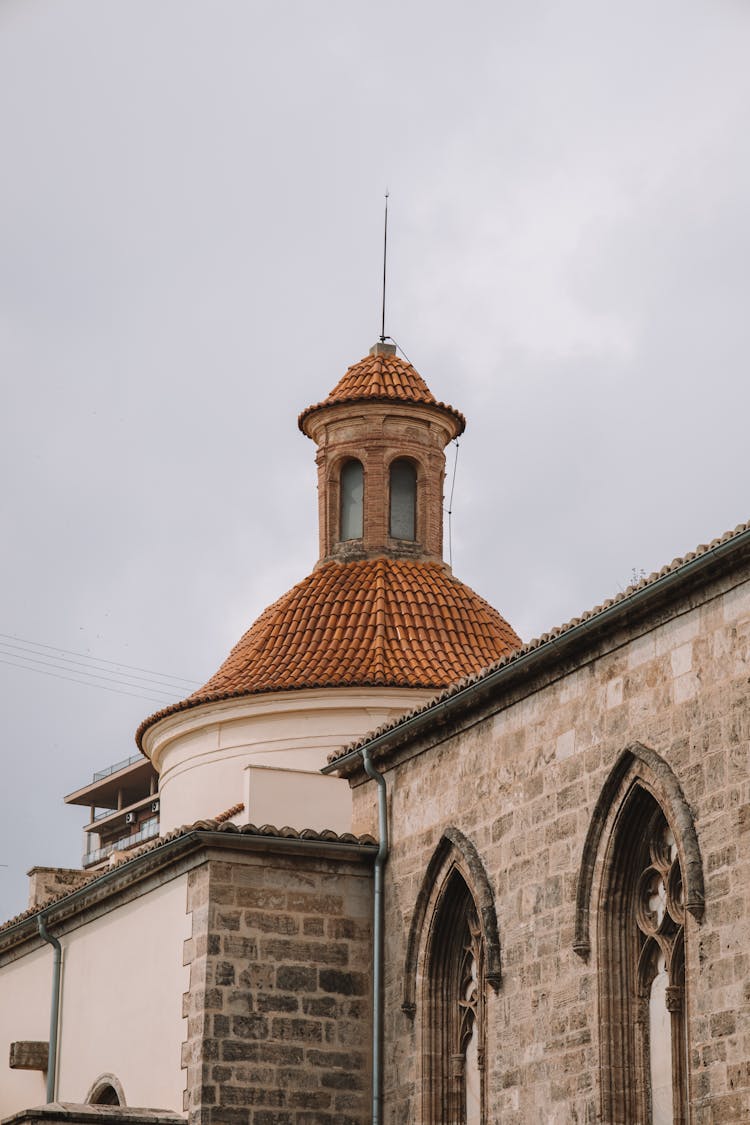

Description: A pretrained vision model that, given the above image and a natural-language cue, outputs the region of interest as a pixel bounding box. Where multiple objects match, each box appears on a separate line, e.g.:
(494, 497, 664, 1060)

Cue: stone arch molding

(86, 1073, 126, 1106)
(402, 826, 501, 1016)
(574, 740, 705, 959)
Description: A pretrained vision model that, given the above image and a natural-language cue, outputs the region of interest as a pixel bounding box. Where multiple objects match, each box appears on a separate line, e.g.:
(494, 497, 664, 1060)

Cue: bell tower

(139, 343, 518, 837)
(298, 342, 465, 567)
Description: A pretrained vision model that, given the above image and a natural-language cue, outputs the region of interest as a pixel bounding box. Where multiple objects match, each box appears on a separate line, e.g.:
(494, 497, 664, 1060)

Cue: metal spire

(380, 190, 389, 342)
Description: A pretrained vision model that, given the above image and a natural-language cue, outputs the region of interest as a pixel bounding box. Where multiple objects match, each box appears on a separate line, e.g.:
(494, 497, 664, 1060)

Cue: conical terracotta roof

(298, 350, 465, 436)
(136, 559, 519, 747)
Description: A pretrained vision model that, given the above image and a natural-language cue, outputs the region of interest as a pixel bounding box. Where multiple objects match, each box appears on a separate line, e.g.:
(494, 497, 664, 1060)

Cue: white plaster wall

(244, 765, 352, 833)
(56, 873, 190, 1109)
(146, 687, 433, 833)
(0, 873, 190, 1116)
(0, 944, 51, 1115)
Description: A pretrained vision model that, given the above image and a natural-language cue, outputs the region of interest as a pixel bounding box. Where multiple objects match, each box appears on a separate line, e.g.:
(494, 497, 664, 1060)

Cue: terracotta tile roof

(214, 802, 245, 823)
(136, 558, 520, 748)
(0, 818, 376, 935)
(298, 351, 465, 436)
(327, 519, 750, 766)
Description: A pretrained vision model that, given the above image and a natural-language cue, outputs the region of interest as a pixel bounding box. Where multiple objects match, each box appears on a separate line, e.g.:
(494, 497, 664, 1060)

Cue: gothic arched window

(403, 828, 501, 1125)
(638, 809, 688, 1124)
(575, 743, 703, 1125)
(425, 867, 485, 1123)
(601, 787, 688, 1123)
(389, 458, 416, 540)
(339, 459, 364, 540)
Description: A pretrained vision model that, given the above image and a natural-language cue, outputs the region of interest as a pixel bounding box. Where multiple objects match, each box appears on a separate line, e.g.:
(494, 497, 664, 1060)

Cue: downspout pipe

(362, 747, 387, 1125)
(37, 914, 61, 1103)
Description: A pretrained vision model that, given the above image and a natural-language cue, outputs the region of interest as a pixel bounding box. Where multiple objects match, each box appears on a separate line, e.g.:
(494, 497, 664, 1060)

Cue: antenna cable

(446, 439, 460, 569)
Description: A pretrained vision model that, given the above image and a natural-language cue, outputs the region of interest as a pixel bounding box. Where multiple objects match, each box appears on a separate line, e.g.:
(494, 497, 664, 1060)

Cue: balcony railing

(82, 816, 160, 867)
(92, 753, 143, 783)
(92, 794, 158, 824)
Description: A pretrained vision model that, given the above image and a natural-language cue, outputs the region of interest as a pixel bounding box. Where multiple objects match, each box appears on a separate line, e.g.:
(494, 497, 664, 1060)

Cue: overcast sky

(1, 0, 748, 920)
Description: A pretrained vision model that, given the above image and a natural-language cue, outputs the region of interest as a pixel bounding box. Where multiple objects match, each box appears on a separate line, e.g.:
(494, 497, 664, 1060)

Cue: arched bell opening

(389, 457, 417, 541)
(339, 458, 364, 541)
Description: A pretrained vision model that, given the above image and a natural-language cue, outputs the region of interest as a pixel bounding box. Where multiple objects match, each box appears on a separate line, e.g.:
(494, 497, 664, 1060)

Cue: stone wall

(0, 1108, 182, 1125)
(349, 567, 750, 1122)
(27, 867, 88, 909)
(183, 842, 374, 1125)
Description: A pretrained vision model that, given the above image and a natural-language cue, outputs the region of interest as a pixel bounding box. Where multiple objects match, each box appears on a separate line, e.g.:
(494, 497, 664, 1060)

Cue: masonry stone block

(347, 566, 750, 1120)
(182, 846, 372, 1124)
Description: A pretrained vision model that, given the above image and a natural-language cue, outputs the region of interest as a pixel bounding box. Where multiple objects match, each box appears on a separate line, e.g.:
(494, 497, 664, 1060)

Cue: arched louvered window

(339, 459, 364, 541)
(389, 459, 416, 540)
(599, 786, 689, 1123)
(425, 866, 486, 1123)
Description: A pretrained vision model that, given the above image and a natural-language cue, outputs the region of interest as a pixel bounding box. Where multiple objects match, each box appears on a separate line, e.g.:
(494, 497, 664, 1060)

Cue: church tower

(299, 340, 464, 566)
(136, 345, 520, 834)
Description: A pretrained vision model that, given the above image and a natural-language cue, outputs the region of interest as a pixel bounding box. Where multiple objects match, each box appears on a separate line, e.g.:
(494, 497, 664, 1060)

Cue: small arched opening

(86, 1073, 126, 1107)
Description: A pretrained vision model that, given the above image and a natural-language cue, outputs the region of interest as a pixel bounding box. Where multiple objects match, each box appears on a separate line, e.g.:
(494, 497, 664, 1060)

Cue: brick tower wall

(307, 401, 457, 566)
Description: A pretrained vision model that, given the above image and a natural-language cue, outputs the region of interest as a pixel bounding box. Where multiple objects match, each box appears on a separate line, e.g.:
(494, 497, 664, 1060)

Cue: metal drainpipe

(37, 915, 62, 1103)
(361, 747, 387, 1125)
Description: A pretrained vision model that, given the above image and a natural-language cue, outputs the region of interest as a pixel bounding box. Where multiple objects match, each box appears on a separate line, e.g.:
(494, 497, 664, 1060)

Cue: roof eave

(297, 395, 466, 440)
(323, 522, 750, 778)
(0, 826, 377, 953)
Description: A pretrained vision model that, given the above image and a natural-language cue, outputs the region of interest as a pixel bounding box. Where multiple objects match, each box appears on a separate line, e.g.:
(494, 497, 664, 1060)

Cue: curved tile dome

(136, 558, 520, 747)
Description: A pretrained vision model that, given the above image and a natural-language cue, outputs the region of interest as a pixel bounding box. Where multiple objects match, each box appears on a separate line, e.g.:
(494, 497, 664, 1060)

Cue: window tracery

(634, 812, 687, 1124)
(459, 913, 483, 1124)
(425, 867, 486, 1123)
(403, 828, 500, 1124)
(575, 744, 703, 1122)
(599, 787, 689, 1123)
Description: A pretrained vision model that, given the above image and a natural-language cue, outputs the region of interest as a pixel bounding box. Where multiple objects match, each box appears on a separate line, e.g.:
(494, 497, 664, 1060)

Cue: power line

(445, 439, 460, 570)
(0, 632, 199, 686)
(0, 657, 172, 705)
(0, 640, 192, 695)
(0, 646, 185, 699)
